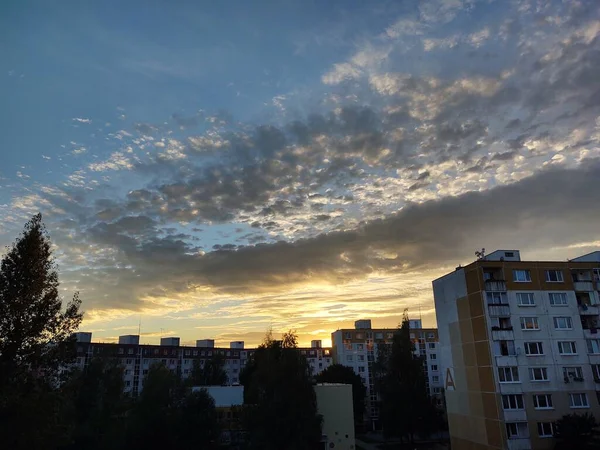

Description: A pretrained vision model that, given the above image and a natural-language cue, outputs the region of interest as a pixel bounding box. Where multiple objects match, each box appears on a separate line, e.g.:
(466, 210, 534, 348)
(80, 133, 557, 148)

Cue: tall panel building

(331, 319, 443, 430)
(433, 249, 600, 450)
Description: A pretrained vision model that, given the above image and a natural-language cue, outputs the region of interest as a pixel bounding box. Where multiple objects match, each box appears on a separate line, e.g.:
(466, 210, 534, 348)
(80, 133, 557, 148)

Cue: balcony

(584, 328, 599, 338)
(574, 281, 594, 292)
(491, 328, 515, 341)
(496, 355, 518, 366)
(504, 410, 527, 422)
(485, 279, 507, 292)
(507, 438, 532, 450)
(579, 304, 600, 316)
(489, 304, 511, 317)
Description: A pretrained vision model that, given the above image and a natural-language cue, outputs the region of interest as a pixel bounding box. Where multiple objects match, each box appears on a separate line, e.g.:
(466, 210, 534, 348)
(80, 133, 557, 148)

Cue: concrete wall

(315, 383, 355, 450)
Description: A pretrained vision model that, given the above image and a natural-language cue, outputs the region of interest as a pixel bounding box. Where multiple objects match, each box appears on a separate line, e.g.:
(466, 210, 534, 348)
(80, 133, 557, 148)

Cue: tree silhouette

(241, 330, 322, 450)
(0, 213, 83, 449)
(555, 412, 599, 449)
(373, 311, 442, 442)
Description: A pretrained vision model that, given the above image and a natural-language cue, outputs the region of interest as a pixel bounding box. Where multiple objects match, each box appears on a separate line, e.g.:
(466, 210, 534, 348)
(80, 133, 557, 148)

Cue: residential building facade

(74, 334, 333, 397)
(331, 319, 443, 430)
(433, 249, 600, 450)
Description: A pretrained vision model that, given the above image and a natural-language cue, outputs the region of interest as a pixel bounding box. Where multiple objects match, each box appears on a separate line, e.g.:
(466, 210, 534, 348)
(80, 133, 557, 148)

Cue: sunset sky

(1, 0, 600, 347)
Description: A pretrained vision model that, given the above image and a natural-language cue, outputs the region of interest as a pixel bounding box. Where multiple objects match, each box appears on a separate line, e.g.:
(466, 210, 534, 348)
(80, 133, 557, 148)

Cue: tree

(172, 389, 219, 450)
(0, 213, 83, 383)
(373, 311, 441, 442)
(61, 359, 128, 450)
(127, 363, 219, 450)
(316, 364, 367, 431)
(0, 213, 83, 449)
(189, 353, 228, 386)
(240, 330, 322, 450)
(555, 413, 600, 450)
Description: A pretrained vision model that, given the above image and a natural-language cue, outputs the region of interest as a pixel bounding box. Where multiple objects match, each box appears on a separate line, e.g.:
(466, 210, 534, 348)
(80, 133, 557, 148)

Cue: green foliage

(555, 412, 600, 450)
(0, 214, 83, 449)
(373, 311, 442, 442)
(188, 353, 228, 386)
(126, 363, 219, 450)
(316, 363, 367, 429)
(240, 330, 323, 450)
(61, 359, 128, 450)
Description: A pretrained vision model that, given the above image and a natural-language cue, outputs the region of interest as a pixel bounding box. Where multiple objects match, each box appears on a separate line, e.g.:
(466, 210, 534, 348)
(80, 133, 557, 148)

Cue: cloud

(72, 118, 92, 124)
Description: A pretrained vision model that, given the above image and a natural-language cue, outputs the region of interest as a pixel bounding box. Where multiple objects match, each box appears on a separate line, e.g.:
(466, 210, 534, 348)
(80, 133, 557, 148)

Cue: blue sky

(2, 0, 600, 346)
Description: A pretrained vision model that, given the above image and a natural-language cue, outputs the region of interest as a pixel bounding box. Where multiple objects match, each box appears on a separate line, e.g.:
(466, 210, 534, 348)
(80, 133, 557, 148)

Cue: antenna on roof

(138, 316, 142, 339)
(475, 248, 485, 260)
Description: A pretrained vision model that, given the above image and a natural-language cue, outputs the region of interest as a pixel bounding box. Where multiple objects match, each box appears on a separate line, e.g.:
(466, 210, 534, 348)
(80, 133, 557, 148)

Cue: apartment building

(74, 333, 333, 397)
(433, 249, 600, 450)
(331, 319, 443, 430)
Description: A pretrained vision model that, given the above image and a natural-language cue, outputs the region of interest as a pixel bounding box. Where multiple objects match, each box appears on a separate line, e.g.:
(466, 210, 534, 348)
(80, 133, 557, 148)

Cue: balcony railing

(491, 328, 515, 341)
(485, 280, 507, 292)
(574, 281, 594, 292)
(579, 304, 600, 315)
(488, 304, 511, 317)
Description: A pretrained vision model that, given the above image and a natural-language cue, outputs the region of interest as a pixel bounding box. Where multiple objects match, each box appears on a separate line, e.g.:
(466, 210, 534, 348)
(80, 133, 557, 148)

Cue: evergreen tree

(240, 330, 322, 450)
(316, 364, 367, 430)
(373, 311, 441, 442)
(0, 213, 83, 449)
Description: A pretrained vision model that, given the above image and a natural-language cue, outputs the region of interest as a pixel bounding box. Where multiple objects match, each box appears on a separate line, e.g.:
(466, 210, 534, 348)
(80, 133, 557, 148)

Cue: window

(375, 332, 383, 339)
(125, 370, 131, 375)
(346, 355, 353, 362)
(563, 367, 583, 380)
(558, 341, 577, 355)
(431, 364, 438, 371)
(432, 376, 439, 383)
(592, 365, 600, 380)
(553, 317, 573, 329)
(520, 317, 539, 330)
(486, 291, 507, 304)
(358, 366, 365, 373)
(118, 348, 124, 355)
(524, 342, 544, 355)
(358, 355, 365, 361)
(143, 359, 148, 364)
(502, 394, 524, 410)
(549, 293, 568, 306)
(513, 270, 531, 282)
(429, 353, 437, 360)
(529, 367, 549, 381)
(533, 394, 553, 409)
(498, 340, 516, 356)
(506, 422, 528, 439)
(126, 359, 132, 364)
(428, 332, 435, 339)
(498, 367, 519, 383)
(516, 292, 535, 306)
(545, 270, 564, 282)
(344, 332, 352, 339)
(587, 339, 600, 354)
(569, 393, 589, 408)
(537, 422, 554, 438)
(356, 344, 364, 351)
(125, 381, 131, 387)
(428, 342, 436, 349)
(505, 252, 515, 257)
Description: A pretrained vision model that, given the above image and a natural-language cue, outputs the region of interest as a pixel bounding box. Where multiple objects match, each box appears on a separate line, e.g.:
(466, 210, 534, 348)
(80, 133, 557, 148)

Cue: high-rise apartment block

(74, 335, 333, 397)
(331, 319, 443, 430)
(434, 249, 600, 450)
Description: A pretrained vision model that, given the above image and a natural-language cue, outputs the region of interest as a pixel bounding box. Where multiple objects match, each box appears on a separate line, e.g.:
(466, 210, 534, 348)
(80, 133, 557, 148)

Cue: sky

(1, 0, 600, 347)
